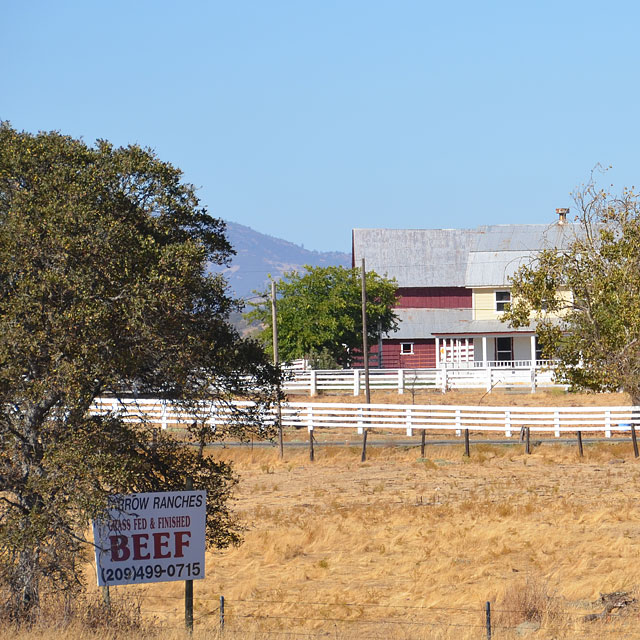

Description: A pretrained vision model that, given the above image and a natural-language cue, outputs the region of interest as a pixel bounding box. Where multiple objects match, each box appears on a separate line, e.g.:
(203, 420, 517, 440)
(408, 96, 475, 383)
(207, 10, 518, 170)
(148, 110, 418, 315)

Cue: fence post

(161, 400, 168, 430)
(220, 595, 225, 632)
(421, 430, 426, 458)
(530, 366, 537, 394)
(505, 410, 512, 438)
(464, 428, 470, 457)
(577, 430, 583, 457)
(398, 369, 404, 395)
(310, 369, 317, 397)
(605, 410, 612, 438)
(353, 369, 360, 397)
(554, 410, 560, 438)
(455, 408, 461, 437)
(441, 367, 447, 393)
(485, 601, 492, 640)
(406, 407, 413, 437)
(632, 424, 639, 459)
(525, 427, 531, 455)
(308, 406, 315, 462)
(357, 407, 364, 435)
(486, 367, 492, 392)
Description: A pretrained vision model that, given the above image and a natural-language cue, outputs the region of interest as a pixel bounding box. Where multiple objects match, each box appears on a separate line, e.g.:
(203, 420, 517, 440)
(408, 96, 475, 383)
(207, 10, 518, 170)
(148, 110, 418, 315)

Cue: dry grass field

(6, 390, 640, 639)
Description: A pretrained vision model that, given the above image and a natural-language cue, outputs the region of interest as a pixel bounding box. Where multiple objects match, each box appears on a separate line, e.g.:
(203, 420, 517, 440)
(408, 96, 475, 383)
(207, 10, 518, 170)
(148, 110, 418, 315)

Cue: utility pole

(361, 258, 371, 462)
(271, 281, 283, 459)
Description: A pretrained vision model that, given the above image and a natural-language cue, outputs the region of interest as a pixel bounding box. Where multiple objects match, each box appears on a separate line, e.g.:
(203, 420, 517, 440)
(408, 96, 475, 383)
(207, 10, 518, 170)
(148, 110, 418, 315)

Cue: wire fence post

(464, 428, 470, 457)
(632, 424, 639, 458)
(485, 601, 492, 639)
(220, 595, 225, 632)
(577, 430, 584, 457)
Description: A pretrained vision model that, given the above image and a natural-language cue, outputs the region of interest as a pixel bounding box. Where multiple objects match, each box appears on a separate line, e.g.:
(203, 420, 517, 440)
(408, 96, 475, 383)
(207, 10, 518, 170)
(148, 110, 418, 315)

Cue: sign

(93, 490, 206, 587)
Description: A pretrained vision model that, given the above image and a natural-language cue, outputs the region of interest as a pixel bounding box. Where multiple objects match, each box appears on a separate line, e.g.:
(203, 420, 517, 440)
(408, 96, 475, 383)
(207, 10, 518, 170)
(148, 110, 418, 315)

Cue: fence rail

(90, 398, 639, 438)
(281, 366, 563, 396)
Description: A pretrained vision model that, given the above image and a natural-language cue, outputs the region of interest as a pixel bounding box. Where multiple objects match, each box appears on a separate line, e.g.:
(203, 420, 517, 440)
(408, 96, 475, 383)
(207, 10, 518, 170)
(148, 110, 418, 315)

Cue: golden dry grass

(289, 387, 633, 407)
(14, 390, 640, 639)
(77, 431, 640, 638)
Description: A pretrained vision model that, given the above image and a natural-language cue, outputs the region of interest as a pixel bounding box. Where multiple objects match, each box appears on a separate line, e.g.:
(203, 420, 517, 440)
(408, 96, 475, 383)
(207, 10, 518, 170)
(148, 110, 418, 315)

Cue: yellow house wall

(472, 287, 573, 321)
(473, 289, 504, 320)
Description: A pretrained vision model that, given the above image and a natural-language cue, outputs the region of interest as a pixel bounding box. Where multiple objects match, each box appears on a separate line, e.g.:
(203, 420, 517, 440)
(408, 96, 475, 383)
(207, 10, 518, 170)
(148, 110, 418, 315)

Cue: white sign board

(93, 490, 206, 587)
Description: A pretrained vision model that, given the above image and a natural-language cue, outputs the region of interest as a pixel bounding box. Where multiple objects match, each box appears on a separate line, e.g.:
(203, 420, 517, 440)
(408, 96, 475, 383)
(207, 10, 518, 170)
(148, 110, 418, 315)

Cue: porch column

(482, 336, 487, 367)
(435, 336, 440, 367)
(530, 335, 536, 366)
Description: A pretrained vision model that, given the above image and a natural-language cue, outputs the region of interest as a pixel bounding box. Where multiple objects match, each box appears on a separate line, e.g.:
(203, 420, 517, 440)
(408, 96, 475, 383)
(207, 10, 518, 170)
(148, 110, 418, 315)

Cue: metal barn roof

(353, 222, 579, 288)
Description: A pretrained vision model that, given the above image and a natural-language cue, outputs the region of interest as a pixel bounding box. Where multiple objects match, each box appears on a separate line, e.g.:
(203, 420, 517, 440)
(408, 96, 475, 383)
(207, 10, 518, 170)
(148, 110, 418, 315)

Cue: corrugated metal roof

(389, 309, 536, 339)
(352, 228, 477, 287)
(353, 223, 581, 288)
(465, 251, 537, 287)
(473, 223, 577, 251)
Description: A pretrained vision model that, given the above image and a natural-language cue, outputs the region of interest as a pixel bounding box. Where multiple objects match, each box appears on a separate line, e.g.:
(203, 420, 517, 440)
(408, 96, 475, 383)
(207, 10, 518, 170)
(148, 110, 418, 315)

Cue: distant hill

(213, 221, 351, 301)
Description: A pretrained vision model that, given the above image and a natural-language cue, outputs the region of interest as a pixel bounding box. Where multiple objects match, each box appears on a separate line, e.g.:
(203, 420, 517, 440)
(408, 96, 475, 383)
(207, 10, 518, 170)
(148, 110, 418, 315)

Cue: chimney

(556, 208, 569, 225)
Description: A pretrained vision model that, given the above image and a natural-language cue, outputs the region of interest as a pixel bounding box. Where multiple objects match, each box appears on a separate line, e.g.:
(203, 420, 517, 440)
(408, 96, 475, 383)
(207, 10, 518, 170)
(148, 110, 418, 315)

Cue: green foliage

(0, 123, 278, 617)
(503, 174, 640, 402)
(246, 265, 398, 366)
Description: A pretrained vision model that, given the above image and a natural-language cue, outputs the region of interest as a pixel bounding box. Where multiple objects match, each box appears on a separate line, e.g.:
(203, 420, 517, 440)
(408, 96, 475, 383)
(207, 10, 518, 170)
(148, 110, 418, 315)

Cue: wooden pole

(577, 430, 584, 457)
(464, 428, 470, 457)
(102, 585, 110, 611)
(632, 424, 639, 458)
(185, 477, 194, 633)
(361, 258, 370, 461)
(525, 426, 531, 455)
(420, 429, 426, 458)
(309, 430, 315, 462)
(485, 601, 492, 640)
(220, 595, 225, 632)
(272, 281, 283, 460)
(361, 258, 371, 404)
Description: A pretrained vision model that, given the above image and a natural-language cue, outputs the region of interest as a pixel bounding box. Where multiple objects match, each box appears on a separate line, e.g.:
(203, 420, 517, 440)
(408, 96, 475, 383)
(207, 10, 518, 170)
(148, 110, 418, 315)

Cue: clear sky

(3, 1, 640, 252)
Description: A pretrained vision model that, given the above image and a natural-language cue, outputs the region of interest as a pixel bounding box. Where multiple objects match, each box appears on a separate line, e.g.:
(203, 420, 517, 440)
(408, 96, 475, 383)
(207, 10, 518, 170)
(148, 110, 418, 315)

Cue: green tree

(503, 176, 640, 403)
(246, 265, 399, 366)
(0, 123, 278, 617)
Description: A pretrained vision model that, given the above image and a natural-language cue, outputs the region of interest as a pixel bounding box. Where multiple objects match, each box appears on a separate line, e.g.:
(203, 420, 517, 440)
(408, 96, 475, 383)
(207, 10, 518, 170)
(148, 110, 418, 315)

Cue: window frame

(400, 342, 414, 355)
(495, 290, 511, 312)
(495, 336, 513, 362)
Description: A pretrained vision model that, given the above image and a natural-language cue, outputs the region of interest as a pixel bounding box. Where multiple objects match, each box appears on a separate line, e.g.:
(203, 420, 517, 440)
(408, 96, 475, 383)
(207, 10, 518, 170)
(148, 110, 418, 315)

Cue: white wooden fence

(282, 366, 562, 396)
(90, 398, 639, 438)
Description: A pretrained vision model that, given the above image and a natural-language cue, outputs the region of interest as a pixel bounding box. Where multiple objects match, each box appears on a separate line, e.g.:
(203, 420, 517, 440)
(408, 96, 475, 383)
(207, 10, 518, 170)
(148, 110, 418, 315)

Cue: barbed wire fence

(114, 591, 640, 638)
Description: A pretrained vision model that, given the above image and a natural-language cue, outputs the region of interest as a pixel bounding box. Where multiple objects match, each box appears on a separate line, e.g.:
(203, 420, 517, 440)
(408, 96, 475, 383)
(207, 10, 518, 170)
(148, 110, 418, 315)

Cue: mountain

(213, 221, 351, 301)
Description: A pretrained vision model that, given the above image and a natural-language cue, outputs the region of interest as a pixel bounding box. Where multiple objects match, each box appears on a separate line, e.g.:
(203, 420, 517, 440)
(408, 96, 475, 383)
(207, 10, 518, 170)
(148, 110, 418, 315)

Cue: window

(535, 337, 544, 361)
(495, 337, 513, 362)
(400, 342, 414, 355)
(495, 291, 511, 312)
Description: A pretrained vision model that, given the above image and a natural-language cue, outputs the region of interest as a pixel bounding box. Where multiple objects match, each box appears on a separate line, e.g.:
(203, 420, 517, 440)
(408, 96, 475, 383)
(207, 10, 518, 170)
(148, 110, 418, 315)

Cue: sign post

(185, 478, 194, 633)
(93, 490, 206, 588)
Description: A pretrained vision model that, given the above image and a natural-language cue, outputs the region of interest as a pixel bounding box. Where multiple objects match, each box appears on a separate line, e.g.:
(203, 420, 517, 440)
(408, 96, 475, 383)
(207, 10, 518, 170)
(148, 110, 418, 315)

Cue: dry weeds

(12, 390, 640, 639)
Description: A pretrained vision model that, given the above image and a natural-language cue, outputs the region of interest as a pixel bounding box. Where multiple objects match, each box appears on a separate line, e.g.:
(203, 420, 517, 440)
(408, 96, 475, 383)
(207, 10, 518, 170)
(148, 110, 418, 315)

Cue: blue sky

(3, 1, 640, 252)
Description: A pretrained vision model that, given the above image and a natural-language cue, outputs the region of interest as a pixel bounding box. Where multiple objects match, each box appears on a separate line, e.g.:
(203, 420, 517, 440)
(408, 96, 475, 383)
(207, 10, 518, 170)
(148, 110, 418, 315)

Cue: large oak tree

(0, 123, 278, 617)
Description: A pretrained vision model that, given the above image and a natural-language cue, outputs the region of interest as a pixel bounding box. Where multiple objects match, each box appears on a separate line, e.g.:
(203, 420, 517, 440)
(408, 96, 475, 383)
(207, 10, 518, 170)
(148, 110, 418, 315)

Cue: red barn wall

(395, 287, 471, 309)
(368, 339, 436, 369)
